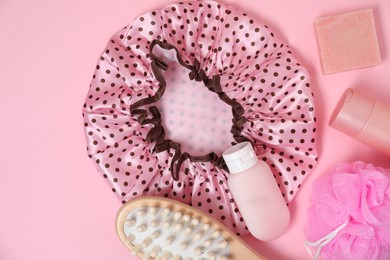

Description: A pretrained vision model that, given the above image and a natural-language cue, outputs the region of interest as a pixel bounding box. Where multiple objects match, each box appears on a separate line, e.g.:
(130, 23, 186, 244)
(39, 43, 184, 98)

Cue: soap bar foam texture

(314, 9, 381, 74)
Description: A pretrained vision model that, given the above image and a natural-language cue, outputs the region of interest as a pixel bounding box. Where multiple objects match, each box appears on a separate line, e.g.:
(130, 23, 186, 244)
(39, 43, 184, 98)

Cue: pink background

(1, 0, 389, 259)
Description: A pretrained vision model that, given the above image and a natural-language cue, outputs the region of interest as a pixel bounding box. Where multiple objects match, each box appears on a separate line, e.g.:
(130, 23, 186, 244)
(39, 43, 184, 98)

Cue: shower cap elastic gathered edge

(131, 39, 249, 180)
(82, 0, 319, 235)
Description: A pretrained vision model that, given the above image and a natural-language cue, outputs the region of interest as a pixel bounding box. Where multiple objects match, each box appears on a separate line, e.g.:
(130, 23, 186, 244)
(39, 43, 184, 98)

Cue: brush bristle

(121, 206, 230, 259)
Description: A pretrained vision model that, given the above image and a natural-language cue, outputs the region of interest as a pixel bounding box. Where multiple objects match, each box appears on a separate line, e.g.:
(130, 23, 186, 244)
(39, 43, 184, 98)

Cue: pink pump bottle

(222, 142, 290, 241)
(330, 88, 390, 156)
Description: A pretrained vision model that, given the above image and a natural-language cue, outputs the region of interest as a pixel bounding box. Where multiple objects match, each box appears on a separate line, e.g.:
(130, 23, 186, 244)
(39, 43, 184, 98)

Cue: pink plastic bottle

(330, 88, 390, 156)
(222, 142, 290, 241)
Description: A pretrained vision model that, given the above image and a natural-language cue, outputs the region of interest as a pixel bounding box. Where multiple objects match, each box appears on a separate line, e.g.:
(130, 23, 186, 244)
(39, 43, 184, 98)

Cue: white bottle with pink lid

(222, 142, 290, 241)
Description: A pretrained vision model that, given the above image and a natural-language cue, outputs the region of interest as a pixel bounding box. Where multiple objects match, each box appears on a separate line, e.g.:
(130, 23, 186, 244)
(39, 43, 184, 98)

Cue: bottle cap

(330, 88, 374, 137)
(222, 142, 258, 174)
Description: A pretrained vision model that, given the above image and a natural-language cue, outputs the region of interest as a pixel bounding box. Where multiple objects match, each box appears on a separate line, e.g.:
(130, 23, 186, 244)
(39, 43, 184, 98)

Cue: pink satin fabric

(82, 0, 318, 235)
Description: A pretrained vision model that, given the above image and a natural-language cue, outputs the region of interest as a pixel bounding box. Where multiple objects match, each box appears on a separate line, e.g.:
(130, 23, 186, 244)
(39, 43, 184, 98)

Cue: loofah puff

(305, 161, 390, 259)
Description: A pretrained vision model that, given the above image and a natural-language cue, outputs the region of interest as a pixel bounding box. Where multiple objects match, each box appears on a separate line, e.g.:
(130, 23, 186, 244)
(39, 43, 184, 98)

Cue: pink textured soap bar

(314, 9, 381, 74)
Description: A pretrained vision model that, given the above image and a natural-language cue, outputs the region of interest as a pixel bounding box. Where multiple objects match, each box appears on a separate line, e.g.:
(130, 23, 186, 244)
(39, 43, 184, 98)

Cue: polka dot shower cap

(82, 0, 318, 235)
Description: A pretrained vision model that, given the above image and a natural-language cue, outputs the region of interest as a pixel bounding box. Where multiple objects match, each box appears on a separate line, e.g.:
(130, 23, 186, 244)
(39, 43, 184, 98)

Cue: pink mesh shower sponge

(305, 161, 390, 259)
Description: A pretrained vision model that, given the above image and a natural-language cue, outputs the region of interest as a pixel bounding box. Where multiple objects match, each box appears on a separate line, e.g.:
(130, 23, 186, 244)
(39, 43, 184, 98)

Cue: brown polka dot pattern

(82, 0, 318, 235)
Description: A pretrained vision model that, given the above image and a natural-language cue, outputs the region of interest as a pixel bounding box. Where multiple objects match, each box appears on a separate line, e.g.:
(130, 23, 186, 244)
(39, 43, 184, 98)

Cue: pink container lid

(329, 88, 374, 137)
